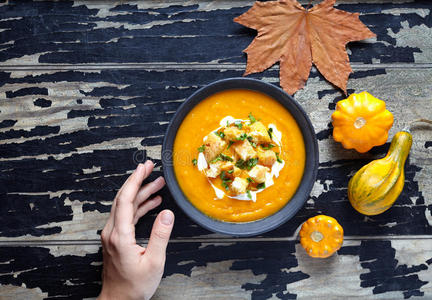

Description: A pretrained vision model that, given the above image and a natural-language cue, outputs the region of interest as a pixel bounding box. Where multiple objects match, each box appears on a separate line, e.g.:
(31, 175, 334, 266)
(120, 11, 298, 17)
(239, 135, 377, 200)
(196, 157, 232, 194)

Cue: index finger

(114, 161, 154, 236)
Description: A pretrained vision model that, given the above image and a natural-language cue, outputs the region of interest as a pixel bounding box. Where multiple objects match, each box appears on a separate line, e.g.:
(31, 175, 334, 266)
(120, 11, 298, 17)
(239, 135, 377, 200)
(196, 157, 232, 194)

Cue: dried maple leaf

(234, 0, 376, 94)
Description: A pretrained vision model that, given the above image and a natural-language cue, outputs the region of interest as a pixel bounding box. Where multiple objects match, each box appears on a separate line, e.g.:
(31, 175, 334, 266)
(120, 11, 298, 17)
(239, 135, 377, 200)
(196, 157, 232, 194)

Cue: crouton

(257, 149, 277, 167)
(220, 161, 234, 172)
(249, 121, 272, 144)
(203, 133, 226, 162)
(248, 165, 270, 183)
(232, 140, 256, 161)
(205, 161, 233, 178)
(231, 177, 249, 195)
(205, 162, 221, 178)
(232, 166, 242, 177)
(224, 126, 244, 141)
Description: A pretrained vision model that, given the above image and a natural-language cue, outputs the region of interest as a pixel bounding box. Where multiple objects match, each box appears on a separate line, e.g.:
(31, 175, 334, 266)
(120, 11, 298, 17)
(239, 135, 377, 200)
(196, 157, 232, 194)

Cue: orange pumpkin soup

(173, 89, 305, 222)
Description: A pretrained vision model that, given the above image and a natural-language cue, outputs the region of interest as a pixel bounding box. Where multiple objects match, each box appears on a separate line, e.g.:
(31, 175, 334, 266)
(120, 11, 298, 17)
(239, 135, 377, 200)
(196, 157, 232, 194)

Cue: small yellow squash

(348, 131, 412, 215)
(332, 91, 394, 153)
(299, 215, 344, 258)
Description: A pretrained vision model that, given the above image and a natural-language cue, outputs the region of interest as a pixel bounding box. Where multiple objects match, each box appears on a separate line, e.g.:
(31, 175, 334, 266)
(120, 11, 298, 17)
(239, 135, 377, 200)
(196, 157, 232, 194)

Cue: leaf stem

(412, 118, 432, 125)
(403, 118, 432, 132)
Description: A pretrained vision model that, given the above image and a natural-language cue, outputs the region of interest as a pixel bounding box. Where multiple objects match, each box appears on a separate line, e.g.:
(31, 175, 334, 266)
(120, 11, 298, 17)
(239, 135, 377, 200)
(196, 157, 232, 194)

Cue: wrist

(98, 285, 140, 300)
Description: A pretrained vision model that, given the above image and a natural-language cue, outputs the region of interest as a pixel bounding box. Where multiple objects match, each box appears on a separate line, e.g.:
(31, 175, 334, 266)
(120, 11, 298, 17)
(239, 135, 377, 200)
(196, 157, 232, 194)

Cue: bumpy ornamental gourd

(299, 215, 344, 258)
(348, 131, 412, 215)
(332, 91, 394, 153)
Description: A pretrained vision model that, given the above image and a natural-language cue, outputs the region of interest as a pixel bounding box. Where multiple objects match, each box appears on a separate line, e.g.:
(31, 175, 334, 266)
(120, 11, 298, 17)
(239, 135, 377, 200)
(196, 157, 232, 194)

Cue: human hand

(98, 161, 175, 300)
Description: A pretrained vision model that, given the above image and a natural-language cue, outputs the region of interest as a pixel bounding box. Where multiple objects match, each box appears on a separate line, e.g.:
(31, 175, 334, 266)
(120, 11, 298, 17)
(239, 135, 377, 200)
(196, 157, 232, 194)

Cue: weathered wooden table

(1, 1, 431, 299)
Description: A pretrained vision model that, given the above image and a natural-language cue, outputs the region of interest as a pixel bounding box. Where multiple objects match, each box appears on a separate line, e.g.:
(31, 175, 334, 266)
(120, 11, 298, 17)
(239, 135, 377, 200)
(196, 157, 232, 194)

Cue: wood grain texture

(1, 68, 431, 240)
(0, 1, 431, 65)
(0, 0, 431, 299)
(0, 240, 431, 299)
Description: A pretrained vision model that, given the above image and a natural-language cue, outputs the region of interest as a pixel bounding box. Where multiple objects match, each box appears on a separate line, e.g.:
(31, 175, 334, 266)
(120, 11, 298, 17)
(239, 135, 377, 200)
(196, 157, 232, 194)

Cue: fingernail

(160, 210, 174, 225)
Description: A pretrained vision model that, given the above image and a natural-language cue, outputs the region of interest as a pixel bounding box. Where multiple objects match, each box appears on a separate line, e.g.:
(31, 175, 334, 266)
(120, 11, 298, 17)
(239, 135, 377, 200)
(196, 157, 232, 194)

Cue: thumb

(146, 210, 174, 263)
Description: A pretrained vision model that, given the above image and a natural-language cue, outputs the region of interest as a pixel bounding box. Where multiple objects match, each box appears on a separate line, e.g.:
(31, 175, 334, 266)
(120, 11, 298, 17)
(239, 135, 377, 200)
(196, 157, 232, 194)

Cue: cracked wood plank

(0, 1, 432, 300)
(0, 67, 430, 240)
(0, 1, 431, 65)
(0, 239, 431, 299)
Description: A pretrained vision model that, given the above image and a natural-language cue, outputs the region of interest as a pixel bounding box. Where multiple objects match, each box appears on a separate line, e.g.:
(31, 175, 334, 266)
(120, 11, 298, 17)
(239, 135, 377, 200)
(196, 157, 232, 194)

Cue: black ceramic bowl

(162, 78, 318, 236)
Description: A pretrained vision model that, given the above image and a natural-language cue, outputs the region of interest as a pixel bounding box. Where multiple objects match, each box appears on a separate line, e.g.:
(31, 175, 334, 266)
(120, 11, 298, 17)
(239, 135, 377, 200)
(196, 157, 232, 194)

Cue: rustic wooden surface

(0, 0, 431, 299)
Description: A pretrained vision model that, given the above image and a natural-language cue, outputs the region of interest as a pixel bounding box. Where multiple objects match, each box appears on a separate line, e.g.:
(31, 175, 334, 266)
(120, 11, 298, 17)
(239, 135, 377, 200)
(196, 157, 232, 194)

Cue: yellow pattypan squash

(299, 215, 344, 258)
(331, 91, 394, 153)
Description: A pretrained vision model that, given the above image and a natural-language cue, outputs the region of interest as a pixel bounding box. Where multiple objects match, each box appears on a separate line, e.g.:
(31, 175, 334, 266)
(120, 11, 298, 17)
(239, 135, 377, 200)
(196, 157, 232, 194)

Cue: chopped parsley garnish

(247, 177, 254, 183)
(192, 159, 197, 166)
(235, 159, 245, 169)
(226, 120, 230, 127)
(227, 169, 234, 174)
(235, 122, 243, 129)
(247, 158, 258, 170)
(238, 133, 247, 141)
(257, 183, 266, 189)
(235, 158, 258, 170)
(248, 113, 257, 124)
(210, 153, 233, 164)
(261, 143, 275, 150)
(220, 171, 232, 191)
(247, 190, 252, 199)
(220, 154, 233, 162)
(214, 131, 225, 139)
(198, 145, 205, 152)
(227, 141, 234, 149)
(275, 152, 283, 163)
(222, 181, 229, 191)
(210, 156, 222, 163)
(268, 127, 273, 139)
(247, 136, 257, 148)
